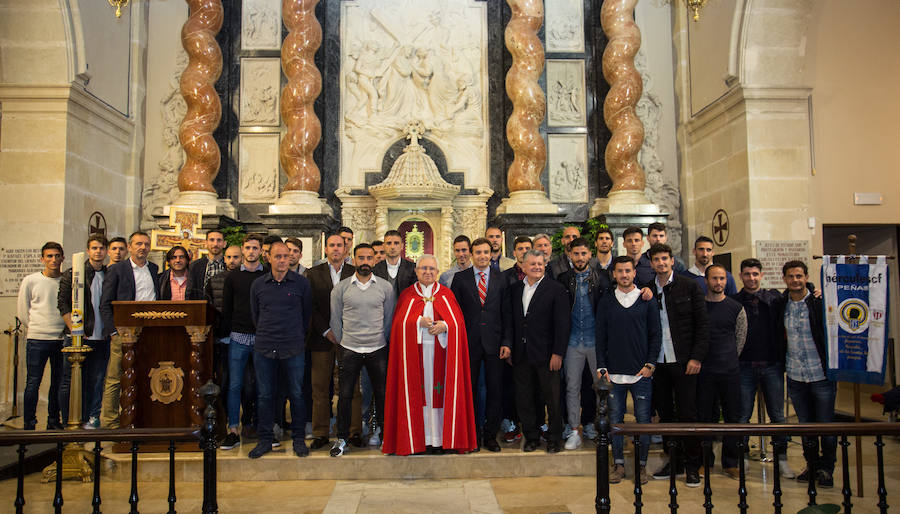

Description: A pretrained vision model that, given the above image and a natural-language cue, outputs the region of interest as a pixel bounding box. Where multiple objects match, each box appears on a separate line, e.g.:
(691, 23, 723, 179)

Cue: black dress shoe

(523, 439, 541, 452)
(309, 436, 330, 450)
(483, 438, 501, 452)
(546, 441, 562, 453)
(347, 434, 366, 448)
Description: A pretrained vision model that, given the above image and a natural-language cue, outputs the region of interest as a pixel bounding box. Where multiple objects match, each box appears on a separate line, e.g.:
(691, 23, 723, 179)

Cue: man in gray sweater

(329, 243, 395, 457)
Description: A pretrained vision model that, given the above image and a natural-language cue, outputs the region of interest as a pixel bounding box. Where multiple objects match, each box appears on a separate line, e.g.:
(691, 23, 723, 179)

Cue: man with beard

(285, 237, 306, 275)
(328, 244, 395, 456)
(590, 227, 615, 272)
(688, 236, 737, 295)
(371, 240, 385, 265)
(485, 226, 515, 271)
(373, 230, 416, 298)
(548, 226, 580, 280)
(188, 230, 226, 300)
(159, 246, 191, 301)
(383, 255, 476, 455)
(502, 236, 532, 287)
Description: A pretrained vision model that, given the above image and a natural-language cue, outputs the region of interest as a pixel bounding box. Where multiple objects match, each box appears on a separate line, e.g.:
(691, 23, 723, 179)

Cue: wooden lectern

(112, 300, 212, 451)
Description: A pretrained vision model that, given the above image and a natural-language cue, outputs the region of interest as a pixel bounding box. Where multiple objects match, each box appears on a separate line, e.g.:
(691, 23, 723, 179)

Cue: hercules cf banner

(822, 255, 890, 385)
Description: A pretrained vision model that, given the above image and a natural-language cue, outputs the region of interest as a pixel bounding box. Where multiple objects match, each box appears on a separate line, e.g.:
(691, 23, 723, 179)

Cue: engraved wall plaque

(239, 133, 281, 203)
(547, 59, 586, 127)
(242, 0, 282, 51)
(548, 134, 589, 204)
(240, 58, 281, 126)
(545, 0, 584, 53)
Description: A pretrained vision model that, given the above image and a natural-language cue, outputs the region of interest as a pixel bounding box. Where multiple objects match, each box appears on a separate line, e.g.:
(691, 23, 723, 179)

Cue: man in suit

(548, 225, 580, 280)
(502, 236, 532, 287)
(187, 229, 226, 300)
(510, 249, 571, 453)
(451, 237, 512, 452)
(305, 233, 362, 449)
(99, 231, 160, 428)
(373, 230, 416, 297)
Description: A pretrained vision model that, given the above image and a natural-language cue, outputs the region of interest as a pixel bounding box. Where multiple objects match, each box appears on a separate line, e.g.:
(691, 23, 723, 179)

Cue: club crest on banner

(838, 298, 869, 333)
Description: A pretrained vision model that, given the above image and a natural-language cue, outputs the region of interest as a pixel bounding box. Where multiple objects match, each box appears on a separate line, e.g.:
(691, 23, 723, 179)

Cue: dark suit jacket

(652, 272, 709, 363)
(450, 267, 512, 355)
(510, 276, 571, 367)
(373, 258, 416, 298)
(306, 261, 355, 351)
(99, 259, 160, 338)
(548, 254, 571, 281)
(187, 256, 219, 301)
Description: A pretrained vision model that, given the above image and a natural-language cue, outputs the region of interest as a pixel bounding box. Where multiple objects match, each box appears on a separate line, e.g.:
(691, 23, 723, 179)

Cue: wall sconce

(108, 0, 129, 18)
(686, 0, 709, 22)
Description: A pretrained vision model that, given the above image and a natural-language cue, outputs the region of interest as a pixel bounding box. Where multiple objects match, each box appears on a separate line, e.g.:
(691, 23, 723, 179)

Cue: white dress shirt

(609, 286, 643, 385)
(131, 258, 157, 302)
(522, 275, 543, 314)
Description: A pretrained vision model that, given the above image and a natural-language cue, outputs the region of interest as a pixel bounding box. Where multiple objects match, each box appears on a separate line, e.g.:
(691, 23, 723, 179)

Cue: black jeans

(653, 362, 701, 470)
(697, 371, 742, 469)
(469, 343, 503, 439)
(513, 360, 562, 444)
(337, 346, 388, 440)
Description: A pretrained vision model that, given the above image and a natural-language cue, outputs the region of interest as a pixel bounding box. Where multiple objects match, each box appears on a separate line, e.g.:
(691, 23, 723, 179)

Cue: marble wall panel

(242, 0, 282, 51)
(545, 0, 585, 53)
(239, 133, 281, 203)
(548, 134, 588, 204)
(240, 58, 281, 126)
(546, 59, 586, 127)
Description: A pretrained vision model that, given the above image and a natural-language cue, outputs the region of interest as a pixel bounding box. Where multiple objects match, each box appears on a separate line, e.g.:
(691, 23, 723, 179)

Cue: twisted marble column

(280, 0, 322, 193)
(178, 0, 223, 193)
(505, 0, 546, 193)
(601, 0, 645, 193)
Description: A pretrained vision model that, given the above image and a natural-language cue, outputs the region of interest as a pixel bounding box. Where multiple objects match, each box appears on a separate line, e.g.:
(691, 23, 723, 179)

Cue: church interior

(0, 0, 899, 511)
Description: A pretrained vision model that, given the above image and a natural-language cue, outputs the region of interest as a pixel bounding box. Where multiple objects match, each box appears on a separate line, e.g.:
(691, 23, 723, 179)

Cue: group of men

(18, 222, 837, 489)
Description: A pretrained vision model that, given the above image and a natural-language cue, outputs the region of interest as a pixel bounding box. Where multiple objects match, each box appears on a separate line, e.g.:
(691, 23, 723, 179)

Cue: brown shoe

(639, 466, 650, 485)
(723, 467, 740, 480)
(609, 464, 626, 484)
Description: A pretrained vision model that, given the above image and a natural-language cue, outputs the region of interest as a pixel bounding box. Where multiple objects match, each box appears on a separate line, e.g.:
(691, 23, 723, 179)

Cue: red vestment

(382, 282, 476, 455)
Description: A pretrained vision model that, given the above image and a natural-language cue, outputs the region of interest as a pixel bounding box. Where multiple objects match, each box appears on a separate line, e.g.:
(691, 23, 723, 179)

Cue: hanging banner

(822, 255, 890, 385)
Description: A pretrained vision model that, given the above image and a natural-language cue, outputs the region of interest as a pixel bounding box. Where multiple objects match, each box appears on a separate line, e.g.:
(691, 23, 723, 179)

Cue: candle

(70, 252, 85, 340)
(321, 231, 325, 260)
(501, 231, 506, 257)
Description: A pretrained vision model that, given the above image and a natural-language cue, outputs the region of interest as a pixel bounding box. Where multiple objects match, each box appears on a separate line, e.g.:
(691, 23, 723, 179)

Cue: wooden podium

(112, 300, 212, 451)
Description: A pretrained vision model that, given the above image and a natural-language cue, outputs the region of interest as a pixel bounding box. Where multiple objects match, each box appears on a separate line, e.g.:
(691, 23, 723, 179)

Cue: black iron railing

(593, 380, 900, 514)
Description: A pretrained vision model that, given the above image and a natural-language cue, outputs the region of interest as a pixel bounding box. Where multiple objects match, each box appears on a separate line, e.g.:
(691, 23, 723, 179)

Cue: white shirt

(655, 271, 676, 363)
(609, 286, 643, 385)
(350, 273, 376, 291)
(386, 258, 400, 279)
(522, 275, 543, 314)
(687, 264, 704, 277)
(131, 258, 157, 302)
(329, 262, 344, 286)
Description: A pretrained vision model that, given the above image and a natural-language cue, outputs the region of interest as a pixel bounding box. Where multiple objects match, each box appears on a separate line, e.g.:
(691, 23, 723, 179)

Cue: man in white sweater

(17, 242, 66, 430)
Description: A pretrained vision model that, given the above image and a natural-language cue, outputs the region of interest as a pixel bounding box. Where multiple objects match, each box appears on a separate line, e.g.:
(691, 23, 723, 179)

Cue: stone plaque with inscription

(756, 240, 810, 290)
(0, 248, 43, 296)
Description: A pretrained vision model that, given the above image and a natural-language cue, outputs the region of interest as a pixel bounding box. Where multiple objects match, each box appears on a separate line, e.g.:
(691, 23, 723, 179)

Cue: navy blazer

(99, 259, 160, 337)
(450, 266, 512, 355)
(510, 276, 571, 367)
(373, 258, 417, 298)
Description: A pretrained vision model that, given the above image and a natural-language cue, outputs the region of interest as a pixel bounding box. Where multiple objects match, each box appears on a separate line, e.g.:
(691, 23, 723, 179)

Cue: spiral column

(498, 0, 557, 214)
(176, 0, 223, 207)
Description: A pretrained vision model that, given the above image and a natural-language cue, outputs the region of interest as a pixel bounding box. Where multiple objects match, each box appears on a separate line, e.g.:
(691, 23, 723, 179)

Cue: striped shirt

(785, 293, 825, 382)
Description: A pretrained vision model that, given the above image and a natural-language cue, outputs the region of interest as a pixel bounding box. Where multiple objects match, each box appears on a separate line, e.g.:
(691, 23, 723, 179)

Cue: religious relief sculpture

(545, 0, 585, 53)
(547, 60, 586, 127)
(505, 0, 547, 192)
(240, 58, 280, 126)
(178, 0, 224, 193)
(601, 0, 646, 193)
(242, 0, 281, 51)
(280, 0, 322, 194)
(548, 135, 588, 204)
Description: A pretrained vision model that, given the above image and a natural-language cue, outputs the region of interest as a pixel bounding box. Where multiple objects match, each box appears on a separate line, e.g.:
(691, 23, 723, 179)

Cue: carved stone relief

(451, 206, 487, 243)
(545, 0, 584, 53)
(548, 134, 588, 204)
(242, 0, 282, 51)
(239, 133, 280, 203)
(546, 60, 586, 127)
(240, 58, 281, 126)
(341, 206, 378, 247)
(339, 0, 489, 189)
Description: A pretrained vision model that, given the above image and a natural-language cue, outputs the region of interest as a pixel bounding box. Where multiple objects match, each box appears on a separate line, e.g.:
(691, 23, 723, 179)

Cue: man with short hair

(248, 241, 313, 458)
(19, 242, 66, 430)
(503, 236, 532, 286)
(532, 233, 553, 262)
(159, 246, 191, 301)
(698, 264, 746, 479)
(58, 235, 108, 429)
(220, 234, 267, 449)
(188, 230, 226, 300)
(306, 234, 362, 450)
(623, 227, 649, 284)
(648, 243, 708, 487)
(636, 223, 686, 284)
(371, 240, 385, 265)
(452, 237, 512, 452)
(732, 258, 795, 478)
(285, 237, 306, 275)
(510, 250, 571, 453)
(549, 226, 580, 279)
(339, 227, 354, 264)
(596, 256, 661, 484)
(485, 226, 515, 271)
(329, 244, 395, 456)
(776, 260, 835, 488)
(439, 235, 472, 287)
(205, 245, 242, 428)
(99, 231, 160, 428)
(688, 236, 737, 295)
(107, 237, 128, 265)
(590, 227, 615, 272)
(373, 230, 416, 297)
(261, 235, 282, 265)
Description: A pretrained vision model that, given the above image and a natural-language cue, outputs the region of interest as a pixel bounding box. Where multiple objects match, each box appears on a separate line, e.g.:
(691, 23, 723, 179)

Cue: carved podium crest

(148, 361, 185, 404)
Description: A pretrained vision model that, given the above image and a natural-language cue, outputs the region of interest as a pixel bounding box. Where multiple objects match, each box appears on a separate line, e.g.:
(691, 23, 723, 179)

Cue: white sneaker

(779, 459, 796, 479)
(563, 424, 574, 439)
(368, 427, 381, 447)
(583, 423, 598, 440)
(564, 429, 583, 450)
(305, 422, 314, 440)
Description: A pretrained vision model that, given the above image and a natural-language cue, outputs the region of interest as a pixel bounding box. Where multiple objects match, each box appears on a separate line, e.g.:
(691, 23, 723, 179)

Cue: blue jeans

(609, 377, 652, 464)
(24, 339, 63, 429)
(227, 343, 254, 428)
(787, 378, 837, 474)
(60, 338, 110, 423)
(254, 351, 306, 444)
(739, 362, 789, 448)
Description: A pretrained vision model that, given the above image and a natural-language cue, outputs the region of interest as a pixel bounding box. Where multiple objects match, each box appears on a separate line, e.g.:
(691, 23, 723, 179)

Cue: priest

(382, 254, 477, 455)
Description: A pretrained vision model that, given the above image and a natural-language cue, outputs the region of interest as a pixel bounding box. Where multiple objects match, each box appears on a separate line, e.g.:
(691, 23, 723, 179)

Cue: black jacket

(57, 262, 107, 337)
(652, 272, 709, 363)
(557, 265, 611, 311)
(774, 291, 826, 371)
(205, 269, 231, 338)
(158, 269, 196, 301)
(450, 266, 512, 355)
(99, 259, 160, 338)
(187, 256, 222, 301)
(548, 254, 571, 281)
(373, 258, 417, 298)
(306, 262, 355, 352)
(510, 276, 571, 366)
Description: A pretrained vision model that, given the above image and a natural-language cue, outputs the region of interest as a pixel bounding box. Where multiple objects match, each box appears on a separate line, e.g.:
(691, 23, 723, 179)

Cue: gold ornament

(149, 362, 185, 404)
